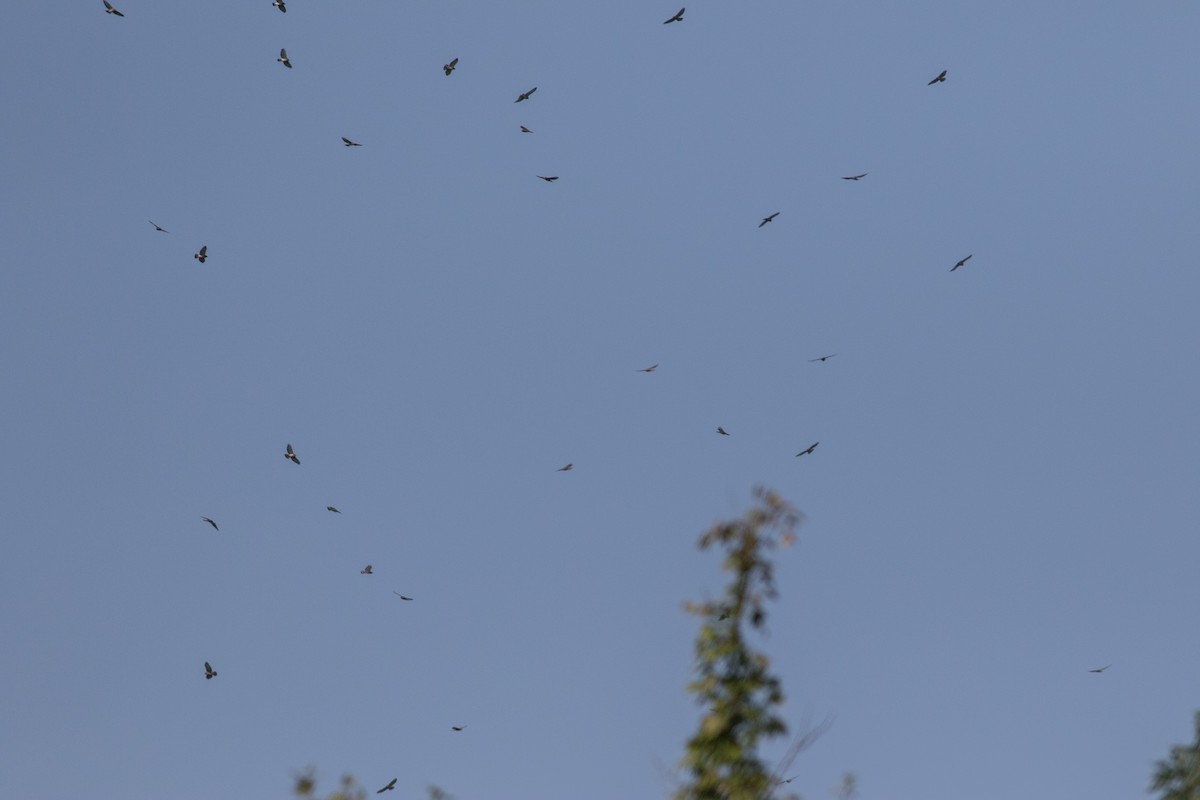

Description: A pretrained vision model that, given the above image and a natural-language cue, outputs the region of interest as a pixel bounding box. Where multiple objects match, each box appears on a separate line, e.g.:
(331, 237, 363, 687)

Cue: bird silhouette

(341, 137, 363, 147)
(951, 254, 973, 271)
(376, 778, 397, 794)
(795, 442, 819, 457)
(538, 176, 559, 182)
(638, 364, 658, 372)
(193, 246, 207, 263)
(103, 0, 124, 16)
(326, 506, 340, 513)
(557, 463, 573, 472)
(842, 173, 868, 181)
(928, 69, 947, 85)
(393, 592, 413, 601)
(278, 48, 292, 69)
(451, 725, 466, 731)
(272, 0, 286, 12)
(443, 57, 458, 76)
(1089, 664, 1112, 673)
(759, 212, 779, 228)
(520, 126, 532, 133)
(285, 443, 300, 464)
(361, 565, 373, 575)
(717, 427, 730, 436)
(148, 220, 168, 233)
(663, 7, 685, 24)
(514, 87, 537, 103)
(204, 661, 217, 680)
(809, 353, 837, 362)
(201, 517, 219, 531)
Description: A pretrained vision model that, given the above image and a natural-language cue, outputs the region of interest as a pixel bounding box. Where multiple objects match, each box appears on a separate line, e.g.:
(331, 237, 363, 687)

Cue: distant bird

(759, 212, 779, 228)
(443, 57, 458, 76)
(520, 126, 532, 133)
(795, 441, 819, 457)
(278, 48, 292, 69)
(272, 0, 286, 12)
(841, 173, 868, 181)
(951, 254, 973, 271)
(201, 517, 219, 531)
(928, 69, 947, 85)
(663, 7, 685, 24)
(204, 661, 217, 680)
(1089, 664, 1112, 673)
(341, 137, 363, 147)
(326, 506, 340, 513)
(557, 463, 573, 472)
(717, 427, 730, 436)
(193, 245, 207, 263)
(393, 592, 413, 601)
(361, 564, 373, 575)
(514, 87, 537, 103)
(149, 220, 169, 233)
(451, 725, 466, 731)
(103, 0, 124, 16)
(284, 443, 300, 464)
(376, 779, 397, 794)
(638, 364, 658, 373)
(537, 176, 559, 182)
(809, 353, 837, 362)
(779, 775, 799, 785)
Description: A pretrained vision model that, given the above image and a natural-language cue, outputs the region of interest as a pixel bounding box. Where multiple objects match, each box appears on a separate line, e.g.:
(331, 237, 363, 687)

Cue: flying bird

(443, 57, 458, 76)
(273, 0, 286, 11)
(284, 443, 300, 464)
(514, 87, 537, 103)
(928, 69, 947, 85)
(451, 725, 466, 731)
(663, 7, 685, 24)
(278, 48, 292, 69)
(361, 565, 373, 575)
(376, 779, 397, 794)
(951, 254, 973, 271)
(204, 661, 217, 680)
(537, 176, 559, 182)
(841, 173, 868, 181)
(103, 0, 124, 16)
(393, 592, 413, 601)
(795, 442, 819, 457)
(148, 221, 169, 233)
(637, 364, 658, 373)
(201, 517, 219, 531)
(327, 506, 340, 513)
(717, 427, 730, 436)
(193, 246, 207, 263)
(520, 126, 532, 133)
(341, 137, 363, 147)
(809, 353, 837, 362)
(1089, 664, 1112, 673)
(557, 463, 573, 472)
(759, 212, 779, 228)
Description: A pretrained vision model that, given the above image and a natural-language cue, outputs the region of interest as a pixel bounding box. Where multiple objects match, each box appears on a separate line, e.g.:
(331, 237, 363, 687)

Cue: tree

(674, 488, 805, 800)
(293, 489, 813, 800)
(1152, 712, 1200, 800)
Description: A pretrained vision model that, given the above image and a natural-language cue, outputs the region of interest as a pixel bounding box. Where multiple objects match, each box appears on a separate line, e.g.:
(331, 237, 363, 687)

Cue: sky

(2, 2, 1199, 799)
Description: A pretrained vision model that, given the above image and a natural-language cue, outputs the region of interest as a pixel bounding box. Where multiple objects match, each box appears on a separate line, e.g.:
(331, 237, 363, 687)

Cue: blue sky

(2, 2, 1199, 798)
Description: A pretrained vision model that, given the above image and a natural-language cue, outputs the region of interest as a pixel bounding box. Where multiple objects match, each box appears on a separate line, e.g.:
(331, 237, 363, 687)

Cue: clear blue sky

(2, 2, 1198, 798)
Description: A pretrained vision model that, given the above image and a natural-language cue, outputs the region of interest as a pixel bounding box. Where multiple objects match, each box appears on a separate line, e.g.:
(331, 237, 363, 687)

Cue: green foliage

(1152, 712, 1200, 800)
(675, 488, 803, 800)
(292, 767, 365, 800)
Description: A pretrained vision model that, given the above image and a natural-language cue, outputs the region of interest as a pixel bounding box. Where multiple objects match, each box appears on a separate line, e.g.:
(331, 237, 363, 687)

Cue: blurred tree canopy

(1152, 712, 1200, 800)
